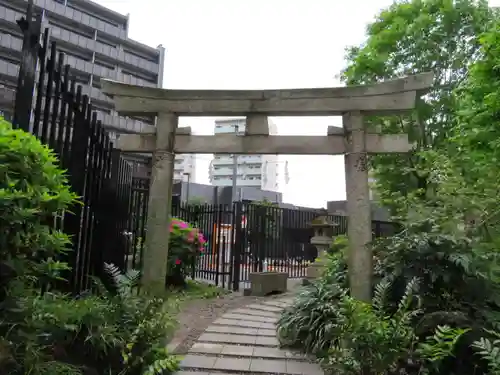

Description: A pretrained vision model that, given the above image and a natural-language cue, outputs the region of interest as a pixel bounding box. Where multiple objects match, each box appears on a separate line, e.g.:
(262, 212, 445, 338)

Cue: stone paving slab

(205, 325, 277, 337)
(180, 354, 323, 374)
(198, 332, 280, 346)
(189, 343, 310, 361)
(231, 308, 280, 317)
(222, 313, 277, 323)
(205, 325, 259, 335)
(213, 318, 276, 329)
(175, 297, 323, 375)
(261, 300, 292, 308)
(246, 303, 283, 312)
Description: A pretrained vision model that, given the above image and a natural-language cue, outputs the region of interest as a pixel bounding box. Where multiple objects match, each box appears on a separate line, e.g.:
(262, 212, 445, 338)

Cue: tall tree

(341, 0, 495, 214)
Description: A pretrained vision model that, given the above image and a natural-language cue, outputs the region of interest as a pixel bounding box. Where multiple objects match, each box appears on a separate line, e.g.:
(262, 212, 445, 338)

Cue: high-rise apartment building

(209, 118, 280, 191)
(174, 154, 196, 182)
(0, 0, 165, 139)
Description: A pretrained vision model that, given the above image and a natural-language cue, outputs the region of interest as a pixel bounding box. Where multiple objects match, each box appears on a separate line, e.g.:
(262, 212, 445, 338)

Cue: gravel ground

(169, 280, 302, 354)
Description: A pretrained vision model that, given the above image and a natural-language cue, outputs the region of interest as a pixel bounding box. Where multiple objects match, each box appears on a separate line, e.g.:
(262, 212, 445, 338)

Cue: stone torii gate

(102, 72, 433, 300)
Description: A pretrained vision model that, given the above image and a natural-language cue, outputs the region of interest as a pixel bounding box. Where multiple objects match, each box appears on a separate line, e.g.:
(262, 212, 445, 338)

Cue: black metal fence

(167, 199, 399, 291)
(8, 2, 400, 293)
(10, 4, 136, 293)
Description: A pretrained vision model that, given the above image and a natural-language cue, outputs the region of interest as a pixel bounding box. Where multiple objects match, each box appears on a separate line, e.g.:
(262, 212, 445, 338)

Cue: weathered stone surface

(231, 308, 279, 317)
(249, 272, 288, 296)
(222, 313, 277, 323)
(141, 113, 178, 288)
(246, 303, 282, 312)
(205, 325, 258, 335)
(344, 111, 372, 302)
(175, 298, 323, 375)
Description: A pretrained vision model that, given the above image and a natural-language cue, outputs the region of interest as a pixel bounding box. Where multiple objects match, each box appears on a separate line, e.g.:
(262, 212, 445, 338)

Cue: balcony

(0, 60, 20, 81)
(1, 4, 160, 76)
(29, 0, 128, 40)
(0, 34, 157, 92)
(95, 111, 150, 134)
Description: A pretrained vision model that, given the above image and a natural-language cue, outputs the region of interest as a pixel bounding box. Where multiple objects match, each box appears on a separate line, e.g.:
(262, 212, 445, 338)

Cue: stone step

(189, 342, 311, 362)
(205, 325, 276, 337)
(213, 318, 276, 330)
(222, 313, 277, 323)
(179, 354, 323, 374)
(198, 332, 279, 346)
(245, 303, 284, 313)
(261, 301, 292, 309)
(231, 308, 280, 318)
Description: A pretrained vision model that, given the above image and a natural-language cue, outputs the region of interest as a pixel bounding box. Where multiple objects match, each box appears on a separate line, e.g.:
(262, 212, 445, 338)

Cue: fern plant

(99, 263, 180, 375)
(417, 325, 471, 374)
(276, 252, 348, 356)
(472, 329, 500, 375)
(322, 278, 421, 375)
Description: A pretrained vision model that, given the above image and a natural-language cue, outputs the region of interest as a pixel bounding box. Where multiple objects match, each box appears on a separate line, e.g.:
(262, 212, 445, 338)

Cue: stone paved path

(175, 297, 324, 375)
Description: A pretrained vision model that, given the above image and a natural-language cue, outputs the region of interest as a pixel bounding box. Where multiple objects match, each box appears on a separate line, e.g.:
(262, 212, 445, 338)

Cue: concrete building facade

(0, 0, 165, 138)
(209, 118, 280, 190)
(173, 154, 196, 182)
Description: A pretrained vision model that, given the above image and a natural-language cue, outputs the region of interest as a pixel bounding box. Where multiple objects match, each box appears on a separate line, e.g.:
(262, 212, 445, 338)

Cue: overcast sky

(94, 0, 500, 208)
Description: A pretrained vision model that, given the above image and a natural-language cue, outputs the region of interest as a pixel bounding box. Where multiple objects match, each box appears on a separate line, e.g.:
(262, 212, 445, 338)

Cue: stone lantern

(304, 212, 337, 283)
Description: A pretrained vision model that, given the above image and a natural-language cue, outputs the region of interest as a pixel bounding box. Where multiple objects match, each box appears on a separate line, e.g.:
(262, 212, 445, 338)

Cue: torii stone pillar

(343, 111, 372, 301)
(142, 113, 178, 289)
(101, 72, 433, 299)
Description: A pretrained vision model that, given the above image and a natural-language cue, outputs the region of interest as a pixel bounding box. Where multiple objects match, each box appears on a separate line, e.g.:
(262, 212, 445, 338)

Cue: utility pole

(183, 172, 191, 203)
(231, 124, 239, 202)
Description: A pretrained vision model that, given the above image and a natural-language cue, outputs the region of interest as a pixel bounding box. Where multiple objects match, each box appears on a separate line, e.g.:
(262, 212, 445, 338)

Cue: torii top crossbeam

(101, 72, 433, 116)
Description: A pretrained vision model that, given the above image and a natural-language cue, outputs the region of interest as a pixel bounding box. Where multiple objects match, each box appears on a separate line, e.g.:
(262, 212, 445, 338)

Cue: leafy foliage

(342, 0, 496, 212)
(0, 118, 180, 375)
(276, 1, 500, 375)
(323, 278, 421, 375)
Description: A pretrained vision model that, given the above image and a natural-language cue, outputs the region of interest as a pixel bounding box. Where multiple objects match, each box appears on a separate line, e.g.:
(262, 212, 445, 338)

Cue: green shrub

(323, 278, 420, 375)
(0, 119, 180, 374)
(276, 250, 347, 356)
(0, 117, 76, 295)
(278, 216, 499, 374)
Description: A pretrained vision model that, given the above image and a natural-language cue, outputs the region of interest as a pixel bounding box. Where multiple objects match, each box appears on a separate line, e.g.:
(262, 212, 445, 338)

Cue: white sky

(94, 0, 500, 208)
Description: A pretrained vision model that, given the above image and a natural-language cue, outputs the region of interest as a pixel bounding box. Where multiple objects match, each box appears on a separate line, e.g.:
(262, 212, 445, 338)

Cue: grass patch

(165, 280, 229, 302)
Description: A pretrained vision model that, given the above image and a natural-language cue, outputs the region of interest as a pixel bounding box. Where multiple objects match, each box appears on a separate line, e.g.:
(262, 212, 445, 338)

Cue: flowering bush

(167, 218, 207, 286)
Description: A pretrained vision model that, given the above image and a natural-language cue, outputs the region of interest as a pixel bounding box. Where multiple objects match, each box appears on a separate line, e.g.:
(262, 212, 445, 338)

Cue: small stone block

(175, 371, 209, 375)
(286, 360, 324, 375)
(260, 322, 277, 329)
(232, 308, 279, 318)
(258, 328, 277, 337)
(228, 334, 257, 345)
(221, 344, 255, 356)
(250, 358, 287, 373)
(255, 336, 279, 346)
(213, 357, 251, 371)
(246, 303, 282, 312)
(206, 325, 258, 335)
(253, 346, 288, 359)
(222, 313, 277, 323)
(198, 333, 232, 343)
(189, 342, 223, 354)
(213, 318, 240, 326)
(249, 272, 288, 296)
(180, 354, 216, 369)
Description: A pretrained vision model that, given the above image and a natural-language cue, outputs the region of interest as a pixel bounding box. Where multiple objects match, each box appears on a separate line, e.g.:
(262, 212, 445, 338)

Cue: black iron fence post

(12, 0, 42, 132)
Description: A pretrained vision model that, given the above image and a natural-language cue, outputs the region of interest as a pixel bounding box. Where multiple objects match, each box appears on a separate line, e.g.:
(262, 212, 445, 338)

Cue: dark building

(173, 181, 283, 205)
(0, 0, 165, 138)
